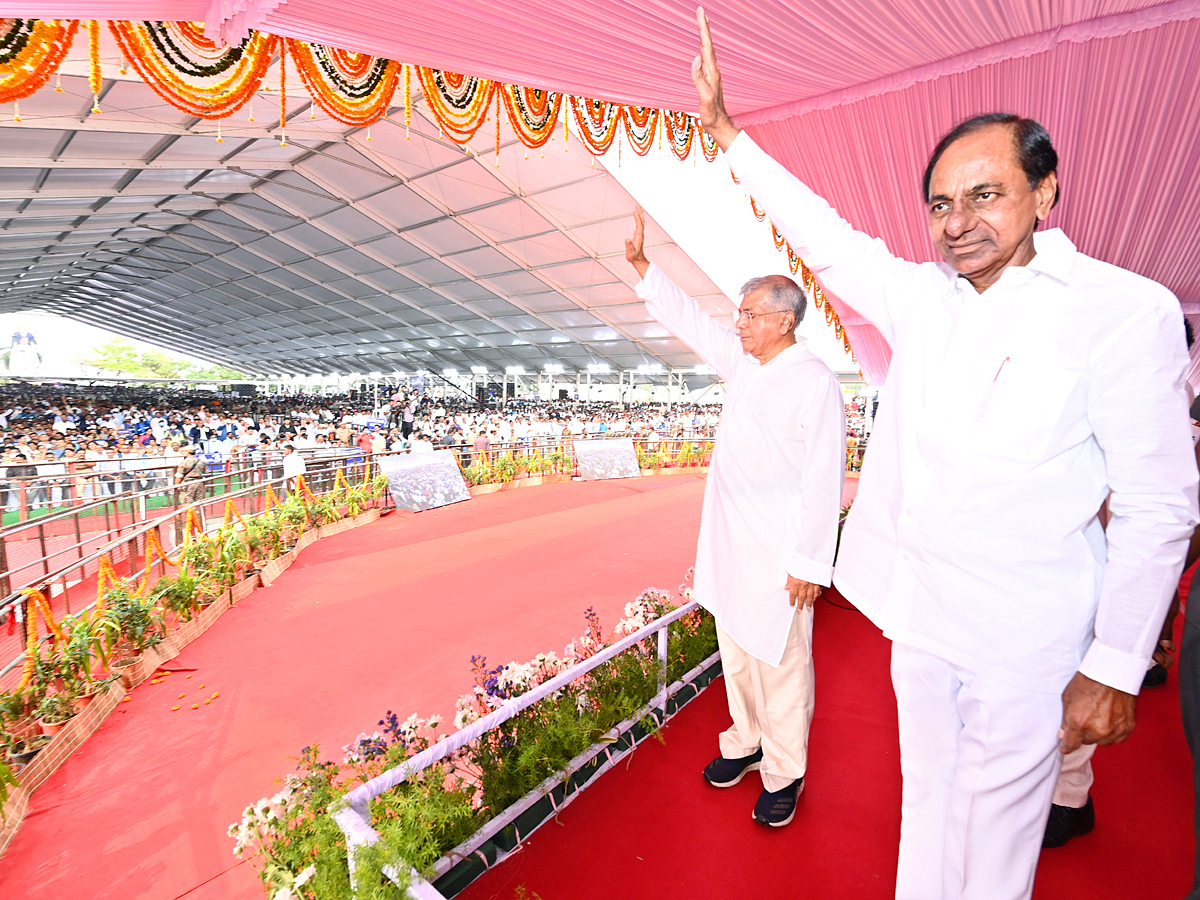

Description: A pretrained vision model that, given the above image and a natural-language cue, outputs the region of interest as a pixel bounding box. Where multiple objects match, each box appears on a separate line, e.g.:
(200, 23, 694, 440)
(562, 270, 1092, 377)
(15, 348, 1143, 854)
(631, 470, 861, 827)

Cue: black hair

(923, 113, 1060, 208)
(1185, 317, 1195, 350)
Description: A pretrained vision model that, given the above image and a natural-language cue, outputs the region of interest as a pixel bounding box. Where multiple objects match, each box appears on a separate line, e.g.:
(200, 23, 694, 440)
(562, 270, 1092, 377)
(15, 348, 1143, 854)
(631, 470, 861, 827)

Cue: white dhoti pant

(891, 643, 1065, 900)
(1053, 743, 1096, 808)
(715, 609, 814, 793)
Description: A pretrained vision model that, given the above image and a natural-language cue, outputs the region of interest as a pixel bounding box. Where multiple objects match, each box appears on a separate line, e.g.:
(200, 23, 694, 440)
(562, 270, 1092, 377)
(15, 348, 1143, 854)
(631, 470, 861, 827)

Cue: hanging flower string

(0, 18, 77, 105)
(108, 21, 276, 119)
(86, 19, 103, 111)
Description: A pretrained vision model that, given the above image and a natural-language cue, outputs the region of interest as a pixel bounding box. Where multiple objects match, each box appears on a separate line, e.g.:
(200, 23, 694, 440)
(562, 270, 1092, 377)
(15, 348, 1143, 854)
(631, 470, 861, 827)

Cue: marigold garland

(287, 39, 398, 127)
(500, 84, 561, 149)
(417, 66, 496, 143)
(108, 20, 277, 119)
(0, 18, 77, 105)
(16, 587, 58, 689)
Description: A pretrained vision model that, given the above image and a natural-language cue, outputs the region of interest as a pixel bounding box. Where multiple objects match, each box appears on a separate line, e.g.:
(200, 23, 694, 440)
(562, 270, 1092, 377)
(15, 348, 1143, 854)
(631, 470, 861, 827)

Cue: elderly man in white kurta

(691, 11, 1199, 900)
(625, 208, 845, 827)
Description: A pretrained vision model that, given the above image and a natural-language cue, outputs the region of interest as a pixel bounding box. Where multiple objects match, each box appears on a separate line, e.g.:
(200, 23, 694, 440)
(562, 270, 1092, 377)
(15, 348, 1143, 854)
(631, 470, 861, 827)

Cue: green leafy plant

(345, 486, 373, 518)
(371, 473, 391, 499)
(0, 761, 19, 820)
(244, 514, 285, 564)
(99, 583, 165, 656)
(490, 455, 518, 483)
(34, 692, 76, 726)
(150, 571, 205, 622)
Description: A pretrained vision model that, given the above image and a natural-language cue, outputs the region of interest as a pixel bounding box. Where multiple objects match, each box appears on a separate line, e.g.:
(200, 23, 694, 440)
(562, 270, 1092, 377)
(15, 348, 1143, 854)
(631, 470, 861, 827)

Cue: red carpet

(2, 474, 1194, 900)
(0, 475, 709, 900)
(457, 590, 1196, 900)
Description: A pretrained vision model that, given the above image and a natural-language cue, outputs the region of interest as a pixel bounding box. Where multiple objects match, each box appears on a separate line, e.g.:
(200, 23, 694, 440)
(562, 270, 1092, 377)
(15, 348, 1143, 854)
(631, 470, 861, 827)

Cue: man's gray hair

(739, 274, 806, 327)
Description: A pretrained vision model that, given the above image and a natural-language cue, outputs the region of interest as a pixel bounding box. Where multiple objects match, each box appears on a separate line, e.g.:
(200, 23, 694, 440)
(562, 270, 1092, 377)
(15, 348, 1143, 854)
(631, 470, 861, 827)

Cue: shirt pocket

(974, 357, 1079, 462)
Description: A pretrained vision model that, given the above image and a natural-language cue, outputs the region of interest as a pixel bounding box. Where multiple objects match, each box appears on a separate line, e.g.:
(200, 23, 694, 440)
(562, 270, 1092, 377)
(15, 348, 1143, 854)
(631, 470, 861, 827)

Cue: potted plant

(344, 485, 372, 518)
(244, 514, 284, 566)
(275, 497, 309, 545)
(100, 584, 165, 686)
(211, 527, 251, 589)
(0, 686, 41, 742)
(34, 692, 76, 738)
(150, 571, 205, 623)
(370, 473, 390, 501)
(6, 733, 51, 768)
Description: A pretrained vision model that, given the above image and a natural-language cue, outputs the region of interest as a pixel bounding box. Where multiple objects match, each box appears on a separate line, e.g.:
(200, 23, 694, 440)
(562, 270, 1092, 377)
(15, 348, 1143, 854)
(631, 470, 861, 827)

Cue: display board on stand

(377, 451, 471, 511)
(573, 438, 641, 480)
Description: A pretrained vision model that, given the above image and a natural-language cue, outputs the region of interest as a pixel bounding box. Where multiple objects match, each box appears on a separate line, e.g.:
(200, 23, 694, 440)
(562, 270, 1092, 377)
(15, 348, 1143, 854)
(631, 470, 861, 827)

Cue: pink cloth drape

(747, 16, 1200, 380)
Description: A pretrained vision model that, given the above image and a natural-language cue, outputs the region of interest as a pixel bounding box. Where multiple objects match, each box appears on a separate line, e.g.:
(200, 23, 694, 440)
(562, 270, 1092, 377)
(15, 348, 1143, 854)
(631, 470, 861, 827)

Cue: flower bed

(231, 586, 719, 900)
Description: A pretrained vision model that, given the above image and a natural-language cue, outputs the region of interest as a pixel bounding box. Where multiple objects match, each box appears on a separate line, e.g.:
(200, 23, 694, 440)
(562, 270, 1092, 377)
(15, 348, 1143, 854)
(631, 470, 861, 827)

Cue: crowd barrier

(0, 450, 387, 691)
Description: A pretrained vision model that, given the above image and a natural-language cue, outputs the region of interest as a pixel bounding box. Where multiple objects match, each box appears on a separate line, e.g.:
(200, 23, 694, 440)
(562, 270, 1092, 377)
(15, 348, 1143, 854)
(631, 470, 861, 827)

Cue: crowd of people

(0, 382, 867, 515)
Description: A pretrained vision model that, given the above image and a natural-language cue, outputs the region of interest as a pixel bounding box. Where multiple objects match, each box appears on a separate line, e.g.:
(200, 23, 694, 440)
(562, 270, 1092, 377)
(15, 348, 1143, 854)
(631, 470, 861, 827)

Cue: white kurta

(637, 264, 845, 666)
(725, 133, 1200, 694)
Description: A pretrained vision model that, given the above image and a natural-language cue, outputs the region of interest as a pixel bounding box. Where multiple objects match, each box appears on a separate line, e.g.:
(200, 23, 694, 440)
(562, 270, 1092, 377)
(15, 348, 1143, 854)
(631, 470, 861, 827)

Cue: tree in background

(82, 338, 245, 380)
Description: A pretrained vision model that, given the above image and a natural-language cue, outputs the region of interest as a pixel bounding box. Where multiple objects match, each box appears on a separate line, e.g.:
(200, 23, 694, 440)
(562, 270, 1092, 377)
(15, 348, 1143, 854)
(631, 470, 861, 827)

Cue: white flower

(427, 714, 442, 729)
(294, 864, 316, 887)
(272, 888, 292, 900)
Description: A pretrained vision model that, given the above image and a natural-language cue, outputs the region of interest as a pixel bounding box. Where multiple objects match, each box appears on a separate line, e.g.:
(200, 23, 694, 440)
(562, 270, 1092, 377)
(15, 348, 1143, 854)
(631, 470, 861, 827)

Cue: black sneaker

(702, 748, 763, 787)
(753, 777, 804, 827)
(1042, 795, 1095, 848)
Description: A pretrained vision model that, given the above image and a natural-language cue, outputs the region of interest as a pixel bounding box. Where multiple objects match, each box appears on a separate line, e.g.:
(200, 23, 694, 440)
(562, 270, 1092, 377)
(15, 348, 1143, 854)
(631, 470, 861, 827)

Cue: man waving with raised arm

(689, 8, 1197, 900)
(626, 207, 844, 827)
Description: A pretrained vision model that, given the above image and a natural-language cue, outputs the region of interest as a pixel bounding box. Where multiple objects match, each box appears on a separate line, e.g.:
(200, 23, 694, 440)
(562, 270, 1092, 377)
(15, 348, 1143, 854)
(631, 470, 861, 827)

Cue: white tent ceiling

(0, 64, 730, 379)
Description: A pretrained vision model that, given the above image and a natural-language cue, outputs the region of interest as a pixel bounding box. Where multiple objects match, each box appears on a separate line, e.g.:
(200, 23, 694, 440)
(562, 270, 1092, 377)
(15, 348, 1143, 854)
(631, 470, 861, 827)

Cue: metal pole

(656, 624, 669, 713)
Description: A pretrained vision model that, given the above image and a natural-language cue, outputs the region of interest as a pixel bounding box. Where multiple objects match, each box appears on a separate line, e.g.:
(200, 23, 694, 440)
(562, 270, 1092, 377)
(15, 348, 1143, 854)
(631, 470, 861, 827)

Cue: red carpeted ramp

(0, 475, 709, 900)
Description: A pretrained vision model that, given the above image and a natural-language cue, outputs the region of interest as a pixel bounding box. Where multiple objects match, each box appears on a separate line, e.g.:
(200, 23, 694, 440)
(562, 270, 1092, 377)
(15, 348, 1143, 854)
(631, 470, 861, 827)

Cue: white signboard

(573, 438, 641, 481)
(376, 450, 470, 512)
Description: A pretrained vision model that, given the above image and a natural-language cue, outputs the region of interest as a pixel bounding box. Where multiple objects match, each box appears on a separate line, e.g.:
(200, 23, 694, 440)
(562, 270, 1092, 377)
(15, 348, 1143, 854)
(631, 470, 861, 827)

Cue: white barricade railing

(333, 600, 705, 896)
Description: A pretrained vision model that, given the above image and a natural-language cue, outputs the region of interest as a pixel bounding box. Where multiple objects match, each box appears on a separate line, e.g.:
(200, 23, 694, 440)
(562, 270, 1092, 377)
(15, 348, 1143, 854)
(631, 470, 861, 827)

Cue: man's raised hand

(692, 7, 739, 150)
(625, 206, 650, 278)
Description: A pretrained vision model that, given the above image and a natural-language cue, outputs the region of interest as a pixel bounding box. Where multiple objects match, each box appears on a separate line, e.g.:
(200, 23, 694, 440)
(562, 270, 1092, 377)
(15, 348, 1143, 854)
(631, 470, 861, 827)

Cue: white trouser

(716, 608, 814, 792)
(1053, 743, 1095, 808)
(891, 643, 1065, 900)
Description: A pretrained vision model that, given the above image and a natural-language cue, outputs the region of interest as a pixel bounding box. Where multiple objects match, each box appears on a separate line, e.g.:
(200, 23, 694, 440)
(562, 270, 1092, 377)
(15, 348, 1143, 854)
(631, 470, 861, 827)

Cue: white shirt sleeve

(782, 370, 846, 586)
(1080, 302, 1200, 693)
(635, 262, 744, 382)
(723, 132, 946, 345)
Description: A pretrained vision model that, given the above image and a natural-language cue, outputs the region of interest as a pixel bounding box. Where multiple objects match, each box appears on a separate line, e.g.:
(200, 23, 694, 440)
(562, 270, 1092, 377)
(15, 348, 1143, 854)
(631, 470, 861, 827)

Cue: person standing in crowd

(626, 206, 844, 827)
(281, 443, 307, 497)
(173, 444, 207, 543)
(691, 9, 1196, 898)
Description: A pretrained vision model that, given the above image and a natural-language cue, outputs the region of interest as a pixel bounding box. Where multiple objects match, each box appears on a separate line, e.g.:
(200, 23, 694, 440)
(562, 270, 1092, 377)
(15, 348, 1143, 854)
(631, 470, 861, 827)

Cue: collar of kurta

(950, 227, 1077, 294)
(752, 336, 808, 367)
(1027, 228, 1077, 285)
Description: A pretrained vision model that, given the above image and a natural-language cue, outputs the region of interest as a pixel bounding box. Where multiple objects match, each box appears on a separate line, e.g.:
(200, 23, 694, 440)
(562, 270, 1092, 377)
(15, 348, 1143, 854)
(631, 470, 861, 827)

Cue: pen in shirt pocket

(993, 357, 1011, 383)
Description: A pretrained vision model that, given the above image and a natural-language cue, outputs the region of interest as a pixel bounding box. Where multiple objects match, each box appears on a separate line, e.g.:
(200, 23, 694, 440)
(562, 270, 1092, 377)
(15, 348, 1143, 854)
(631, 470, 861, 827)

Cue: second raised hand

(691, 7, 740, 150)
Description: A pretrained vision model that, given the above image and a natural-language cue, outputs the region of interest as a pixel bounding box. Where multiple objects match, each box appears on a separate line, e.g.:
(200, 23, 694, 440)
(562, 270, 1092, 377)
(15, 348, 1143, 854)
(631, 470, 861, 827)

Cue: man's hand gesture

(692, 7, 739, 150)
(1058, 671, 1137, 754)
(625, 206, 650, 278)
(787, 575, 823, 608)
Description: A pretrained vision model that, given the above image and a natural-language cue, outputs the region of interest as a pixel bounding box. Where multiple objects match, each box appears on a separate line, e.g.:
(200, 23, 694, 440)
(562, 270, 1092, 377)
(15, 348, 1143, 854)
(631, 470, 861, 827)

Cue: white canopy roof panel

(0, 67, 729, 377)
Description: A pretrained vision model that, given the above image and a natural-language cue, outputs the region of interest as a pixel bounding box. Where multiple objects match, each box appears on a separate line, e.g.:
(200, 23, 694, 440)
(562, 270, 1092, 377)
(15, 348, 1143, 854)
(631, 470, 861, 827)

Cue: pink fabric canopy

(5, 0, 1199, 381)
